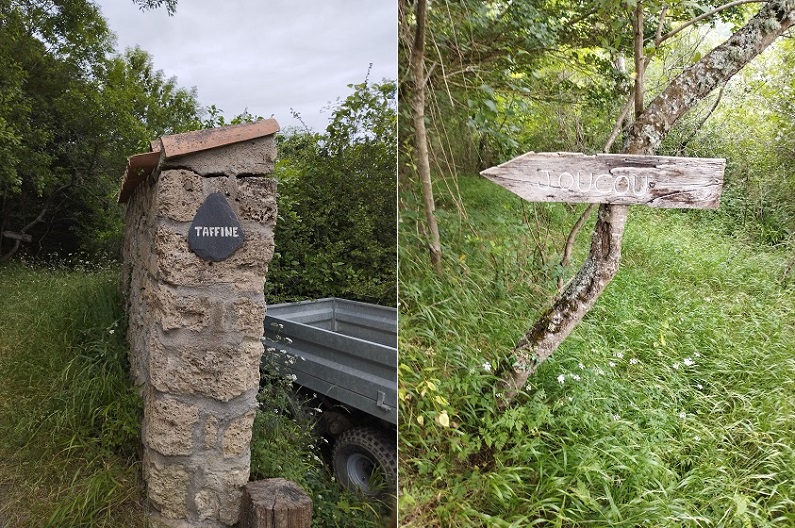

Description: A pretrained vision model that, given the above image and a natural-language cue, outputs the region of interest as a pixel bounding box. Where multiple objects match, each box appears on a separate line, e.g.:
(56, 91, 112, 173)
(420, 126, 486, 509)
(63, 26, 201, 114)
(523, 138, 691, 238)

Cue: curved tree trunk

(500, 0, 795, 404)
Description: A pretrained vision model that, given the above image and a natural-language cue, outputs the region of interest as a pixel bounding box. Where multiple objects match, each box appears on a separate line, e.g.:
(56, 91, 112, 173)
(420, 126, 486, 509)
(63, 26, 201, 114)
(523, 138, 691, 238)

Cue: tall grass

(399, 175, 795, 527)
(250, 368, 390, 527)
(0, 261, 144, 527)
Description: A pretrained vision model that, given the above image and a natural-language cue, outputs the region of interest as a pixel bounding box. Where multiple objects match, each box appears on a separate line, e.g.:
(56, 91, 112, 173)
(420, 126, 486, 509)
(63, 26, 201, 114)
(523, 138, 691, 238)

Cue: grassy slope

(398, 175, 795, 527)
(0, 263, 145, 527)
(0, 262, 389, 528)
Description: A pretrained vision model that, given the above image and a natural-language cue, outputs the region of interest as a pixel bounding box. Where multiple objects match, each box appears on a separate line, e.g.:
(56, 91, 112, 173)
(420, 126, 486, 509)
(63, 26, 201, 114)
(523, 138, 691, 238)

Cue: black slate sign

(188, 192, 244, 261)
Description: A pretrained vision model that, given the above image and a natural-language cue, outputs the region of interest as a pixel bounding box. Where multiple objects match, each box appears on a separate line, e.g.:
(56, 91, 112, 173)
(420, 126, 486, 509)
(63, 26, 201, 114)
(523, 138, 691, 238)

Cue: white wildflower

(557, 374, 565, 384)
(482, 361, 492, 372)
(683, 357, 695, 367)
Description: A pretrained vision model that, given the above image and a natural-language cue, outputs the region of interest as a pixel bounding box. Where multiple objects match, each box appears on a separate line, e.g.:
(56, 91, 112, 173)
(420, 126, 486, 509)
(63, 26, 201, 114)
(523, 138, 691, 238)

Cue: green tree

(499, 0, 795, 401)
(0, 1, 203, 260)
(267, 78, 397, 305)
(131, 0, 177, 15)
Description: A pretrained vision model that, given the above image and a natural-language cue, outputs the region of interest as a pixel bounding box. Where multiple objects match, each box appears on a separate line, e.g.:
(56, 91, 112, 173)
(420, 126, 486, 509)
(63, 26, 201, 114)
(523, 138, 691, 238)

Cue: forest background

(399, 0, 795, 526)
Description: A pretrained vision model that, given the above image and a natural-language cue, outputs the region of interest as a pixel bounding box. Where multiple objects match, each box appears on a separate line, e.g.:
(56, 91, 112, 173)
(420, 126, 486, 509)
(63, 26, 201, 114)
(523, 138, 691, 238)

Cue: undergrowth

(251, 365, 391, 527)
(0, 260, 144, 527)
(398, 174, 795, 527)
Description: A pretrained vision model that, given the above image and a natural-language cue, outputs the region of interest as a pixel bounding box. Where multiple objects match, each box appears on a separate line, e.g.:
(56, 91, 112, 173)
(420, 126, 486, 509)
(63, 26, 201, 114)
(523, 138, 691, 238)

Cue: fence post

(120, 120, 279, 527)
(239, 479, 313, 528)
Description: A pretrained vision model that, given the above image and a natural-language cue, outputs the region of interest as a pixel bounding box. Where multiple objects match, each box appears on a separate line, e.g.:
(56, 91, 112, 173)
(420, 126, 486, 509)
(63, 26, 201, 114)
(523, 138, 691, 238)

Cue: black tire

(332, 426, 397, 497)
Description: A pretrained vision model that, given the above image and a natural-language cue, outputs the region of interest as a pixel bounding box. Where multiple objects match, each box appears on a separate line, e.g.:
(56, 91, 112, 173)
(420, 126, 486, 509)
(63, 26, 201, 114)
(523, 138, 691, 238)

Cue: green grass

(251, 369, 392, 527)
(0, 260, 145, 527)
(398, 175, 795, 527)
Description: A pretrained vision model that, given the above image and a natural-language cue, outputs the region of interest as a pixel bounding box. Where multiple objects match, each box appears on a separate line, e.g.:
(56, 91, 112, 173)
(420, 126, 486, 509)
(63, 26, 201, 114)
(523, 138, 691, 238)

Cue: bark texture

(409, 0, 442, 273)
(500, 0, 795, 402)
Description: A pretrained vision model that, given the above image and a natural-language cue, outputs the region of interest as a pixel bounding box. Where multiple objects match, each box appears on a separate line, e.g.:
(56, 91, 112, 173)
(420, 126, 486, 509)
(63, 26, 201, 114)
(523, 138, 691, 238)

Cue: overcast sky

(95, 0, 397, 132)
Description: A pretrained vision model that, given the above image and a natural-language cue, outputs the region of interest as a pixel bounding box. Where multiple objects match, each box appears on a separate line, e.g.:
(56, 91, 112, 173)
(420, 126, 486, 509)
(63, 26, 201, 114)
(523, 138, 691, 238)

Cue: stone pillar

(120, 121, 279, 527)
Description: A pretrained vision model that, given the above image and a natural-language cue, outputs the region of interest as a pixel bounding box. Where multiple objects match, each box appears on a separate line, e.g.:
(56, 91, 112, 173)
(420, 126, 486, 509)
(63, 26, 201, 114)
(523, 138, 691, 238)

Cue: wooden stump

(239, 479, 312, 528)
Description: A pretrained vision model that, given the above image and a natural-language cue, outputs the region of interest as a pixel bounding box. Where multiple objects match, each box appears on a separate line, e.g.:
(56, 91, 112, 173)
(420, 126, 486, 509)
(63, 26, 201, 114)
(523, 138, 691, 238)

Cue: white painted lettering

(539, 170, 551, 189)
(534, 169, 657, 197)
(559, 172, 574, 190)
(577, 172, 593, 192)
(192, 225, 241, 237)
(594, 174, 612, 193)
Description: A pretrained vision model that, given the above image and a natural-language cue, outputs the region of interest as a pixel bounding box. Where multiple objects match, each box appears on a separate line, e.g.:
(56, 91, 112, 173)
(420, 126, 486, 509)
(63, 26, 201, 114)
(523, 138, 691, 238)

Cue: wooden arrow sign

(480, 152, 725, 209)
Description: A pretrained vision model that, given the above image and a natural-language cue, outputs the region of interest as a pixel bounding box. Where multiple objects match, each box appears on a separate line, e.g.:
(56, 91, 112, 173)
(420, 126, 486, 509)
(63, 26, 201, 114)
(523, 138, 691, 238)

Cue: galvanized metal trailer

(262, 297, 397, 497)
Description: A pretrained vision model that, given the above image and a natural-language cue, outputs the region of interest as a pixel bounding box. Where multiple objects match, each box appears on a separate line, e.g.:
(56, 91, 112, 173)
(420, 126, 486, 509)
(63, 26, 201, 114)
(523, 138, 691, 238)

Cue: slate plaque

(188, 192, 245, 261)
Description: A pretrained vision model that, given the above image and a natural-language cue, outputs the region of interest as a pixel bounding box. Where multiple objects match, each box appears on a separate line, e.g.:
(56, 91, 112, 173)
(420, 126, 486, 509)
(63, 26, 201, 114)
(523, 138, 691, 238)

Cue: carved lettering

(481, 152, 725, 209)
(536, 170, 651, 195)
(559, 172, 575, 190)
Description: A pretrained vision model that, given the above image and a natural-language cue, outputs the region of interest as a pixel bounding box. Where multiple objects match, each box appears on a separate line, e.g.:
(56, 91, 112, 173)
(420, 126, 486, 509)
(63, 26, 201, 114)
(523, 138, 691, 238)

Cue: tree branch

(630, 0, 795, 154)
(657, 0, 766, 45)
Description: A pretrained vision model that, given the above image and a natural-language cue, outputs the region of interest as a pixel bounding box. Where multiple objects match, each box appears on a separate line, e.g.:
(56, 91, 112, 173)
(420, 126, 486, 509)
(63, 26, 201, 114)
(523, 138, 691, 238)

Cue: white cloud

(95, 0, 397, 132)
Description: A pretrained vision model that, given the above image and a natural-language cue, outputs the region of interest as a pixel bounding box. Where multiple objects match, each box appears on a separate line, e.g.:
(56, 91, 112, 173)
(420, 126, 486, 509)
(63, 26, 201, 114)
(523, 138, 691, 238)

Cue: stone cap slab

(118, 119, 280, 204)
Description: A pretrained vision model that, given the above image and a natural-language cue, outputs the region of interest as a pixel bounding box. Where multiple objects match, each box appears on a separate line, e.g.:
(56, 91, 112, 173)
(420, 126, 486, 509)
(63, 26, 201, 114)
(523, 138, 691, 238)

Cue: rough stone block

(223, 410, 257, 457)
(148, 514, 222, 528)
(144, 395, 199, 457)
(145, 283, 221, 333)
(196, 465, 250, 525)
(156, 169, 205, 222)
(237, 177, 279, 225)
(146, 459, 190, 519)
(195, 489, 220, 521)
(149, 340, 262, 402)
(203, 414, 219, 449)
(239, 479, 312, 528)
(155, 226, 274, 288)
(228, 296, 267, 335)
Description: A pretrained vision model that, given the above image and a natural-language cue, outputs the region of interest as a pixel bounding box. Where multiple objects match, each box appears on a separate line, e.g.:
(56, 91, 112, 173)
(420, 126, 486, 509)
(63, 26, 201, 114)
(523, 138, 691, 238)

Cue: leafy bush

(251, 364, 388, 527)
(266, 78, 397, 306)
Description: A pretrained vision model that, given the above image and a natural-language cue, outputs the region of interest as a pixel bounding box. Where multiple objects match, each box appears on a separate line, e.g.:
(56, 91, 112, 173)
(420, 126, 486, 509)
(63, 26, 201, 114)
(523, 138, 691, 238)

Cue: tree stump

(239, 479, 312, 528)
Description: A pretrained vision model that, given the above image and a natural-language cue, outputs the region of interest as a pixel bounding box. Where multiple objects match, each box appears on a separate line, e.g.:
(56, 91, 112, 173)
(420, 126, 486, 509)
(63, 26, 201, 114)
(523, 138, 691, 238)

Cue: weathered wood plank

(480, 152, 725, 209)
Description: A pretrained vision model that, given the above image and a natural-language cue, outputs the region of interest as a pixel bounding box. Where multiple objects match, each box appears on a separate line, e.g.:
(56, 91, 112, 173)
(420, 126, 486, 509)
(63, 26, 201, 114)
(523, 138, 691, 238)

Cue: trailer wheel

(332, 427, 396, 497)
